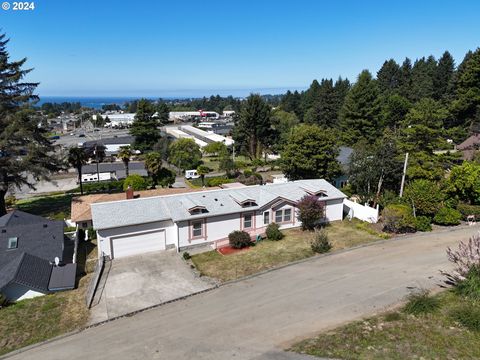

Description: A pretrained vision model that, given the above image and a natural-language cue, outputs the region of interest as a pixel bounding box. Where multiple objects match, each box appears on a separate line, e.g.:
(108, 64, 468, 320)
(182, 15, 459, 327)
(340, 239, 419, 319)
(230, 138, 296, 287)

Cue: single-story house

(91, 179, 347, 259)
(71, 187, 220, 229)
(0, 211, 76, 301)
(81, 161, 147, 183)
(81, 136, 135, 155)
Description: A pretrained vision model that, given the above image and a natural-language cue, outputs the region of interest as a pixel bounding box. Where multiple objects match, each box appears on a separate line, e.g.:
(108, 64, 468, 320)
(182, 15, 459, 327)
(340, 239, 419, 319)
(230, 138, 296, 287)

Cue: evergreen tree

(380, 93, 411, 129)
(333, 77, 351, 124)
(433, 51, 455, 101)
(156, 102, 170, 125)
(304, 79, 338, 127)
(377, 59, 401, 94)
(400, 98, 448, 153)
(398, 58, 413, 99)
(233, 94, 273, 159)
(452, 48, 480, 130)
(339, 70, 382, 144)
(130, 99, 160, 151)
(301, 80, 322, 120)
(281, 124, 340, 181)
(410, 56, 437, 101)
(0, 33, 62, 215)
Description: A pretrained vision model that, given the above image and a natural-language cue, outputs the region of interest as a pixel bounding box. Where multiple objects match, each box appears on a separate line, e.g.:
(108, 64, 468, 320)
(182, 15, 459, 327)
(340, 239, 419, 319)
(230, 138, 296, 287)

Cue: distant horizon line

(38, 86, 307, 99)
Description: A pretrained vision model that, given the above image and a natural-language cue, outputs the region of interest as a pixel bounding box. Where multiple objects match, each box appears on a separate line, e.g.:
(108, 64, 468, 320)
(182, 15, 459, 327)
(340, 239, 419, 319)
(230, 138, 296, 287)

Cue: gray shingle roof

(92, 179, 346, 230)
(0, 210, 65, 262)
(0, 210, 66, 294)
(0, 252, 53, 292)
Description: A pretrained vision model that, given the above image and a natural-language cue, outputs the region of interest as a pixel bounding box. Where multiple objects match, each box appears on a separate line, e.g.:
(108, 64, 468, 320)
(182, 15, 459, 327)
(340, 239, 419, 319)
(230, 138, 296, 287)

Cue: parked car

(185, 169, 200, 179)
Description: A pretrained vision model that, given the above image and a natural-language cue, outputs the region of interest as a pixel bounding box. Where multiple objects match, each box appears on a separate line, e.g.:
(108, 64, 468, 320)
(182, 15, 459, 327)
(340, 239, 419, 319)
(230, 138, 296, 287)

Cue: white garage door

(111, 230, 166, 259)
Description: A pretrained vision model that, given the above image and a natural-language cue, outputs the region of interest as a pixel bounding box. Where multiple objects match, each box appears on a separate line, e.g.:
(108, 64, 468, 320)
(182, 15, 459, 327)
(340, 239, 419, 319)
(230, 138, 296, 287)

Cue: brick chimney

(126, 185, 134, 200)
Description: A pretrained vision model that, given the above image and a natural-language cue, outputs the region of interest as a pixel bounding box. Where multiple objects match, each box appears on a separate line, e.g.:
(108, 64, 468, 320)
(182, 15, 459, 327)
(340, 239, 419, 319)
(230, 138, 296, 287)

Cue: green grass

(0, 241, 97, 355)
(191, 220, 385, 282)
(290, 291, 480, 360)
(15, 194, 72, 220)
(403, 289, 441, 315)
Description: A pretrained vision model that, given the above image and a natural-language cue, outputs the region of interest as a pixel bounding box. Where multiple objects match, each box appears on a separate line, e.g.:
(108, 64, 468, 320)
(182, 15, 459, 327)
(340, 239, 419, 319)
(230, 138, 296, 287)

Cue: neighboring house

(82, 136, 135, 156)
(91, 180, 346, 259)
(0, 211, 76, 301)
(457, 133, 480, 160)
(333, 146, 353, 189)
(71, 187, 219, 229)
(81, 161, 147, 183)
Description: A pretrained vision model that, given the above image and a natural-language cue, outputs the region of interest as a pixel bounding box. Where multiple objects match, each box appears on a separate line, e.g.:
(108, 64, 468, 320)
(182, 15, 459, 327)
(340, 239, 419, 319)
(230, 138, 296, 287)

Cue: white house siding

(325, 198, 344, 222)
(96, 220, 176, 258)
(2, 283, 46, 301)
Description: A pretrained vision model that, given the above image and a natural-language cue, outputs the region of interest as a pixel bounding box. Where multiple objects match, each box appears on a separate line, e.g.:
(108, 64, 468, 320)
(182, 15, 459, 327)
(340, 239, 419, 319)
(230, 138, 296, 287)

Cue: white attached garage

(110, 230, 166, 259)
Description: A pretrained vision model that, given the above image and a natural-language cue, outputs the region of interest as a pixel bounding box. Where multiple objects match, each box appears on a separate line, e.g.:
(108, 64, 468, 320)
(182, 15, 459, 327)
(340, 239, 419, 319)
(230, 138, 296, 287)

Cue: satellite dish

(54, 257, 60, 266)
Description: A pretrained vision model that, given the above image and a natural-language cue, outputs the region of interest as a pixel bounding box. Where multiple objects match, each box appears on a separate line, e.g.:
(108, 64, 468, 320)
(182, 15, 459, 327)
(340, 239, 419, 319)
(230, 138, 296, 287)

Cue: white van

(185, 169, 200, 179)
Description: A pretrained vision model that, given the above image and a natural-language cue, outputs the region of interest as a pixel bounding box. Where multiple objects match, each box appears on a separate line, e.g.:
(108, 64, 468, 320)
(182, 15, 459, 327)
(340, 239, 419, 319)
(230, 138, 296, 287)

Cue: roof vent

(43, 224, 48, 228)
(214, 198, 218, 201)
(1, 229, 6, 233)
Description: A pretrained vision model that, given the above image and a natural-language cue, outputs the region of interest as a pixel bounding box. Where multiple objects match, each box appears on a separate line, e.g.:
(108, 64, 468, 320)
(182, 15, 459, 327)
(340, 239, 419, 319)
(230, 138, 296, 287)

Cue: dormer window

(242, 201, 257, 208)
(8, 237, 18, 249)
(188, 206, 208, 215)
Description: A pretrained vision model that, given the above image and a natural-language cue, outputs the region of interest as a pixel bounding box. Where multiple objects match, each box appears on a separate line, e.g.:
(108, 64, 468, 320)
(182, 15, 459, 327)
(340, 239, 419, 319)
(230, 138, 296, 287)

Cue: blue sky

(1, 0, 480, 97)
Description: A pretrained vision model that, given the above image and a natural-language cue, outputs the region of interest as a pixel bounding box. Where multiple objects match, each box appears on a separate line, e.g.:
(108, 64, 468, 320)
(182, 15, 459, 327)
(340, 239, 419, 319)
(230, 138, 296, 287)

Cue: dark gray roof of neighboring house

(338, 146, 353, 166)
(0, 252, 52, 292)
(0, 210, 65, 294)
(82, 161, 146, 175)
(0, 210, 65, 262)
(48, 263, 77, 291)
(457, 134, 480, 151)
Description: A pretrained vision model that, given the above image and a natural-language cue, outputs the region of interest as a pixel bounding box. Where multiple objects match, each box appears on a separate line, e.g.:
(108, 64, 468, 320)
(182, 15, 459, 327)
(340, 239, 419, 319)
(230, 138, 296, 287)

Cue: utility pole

(399, 152, 409, 197)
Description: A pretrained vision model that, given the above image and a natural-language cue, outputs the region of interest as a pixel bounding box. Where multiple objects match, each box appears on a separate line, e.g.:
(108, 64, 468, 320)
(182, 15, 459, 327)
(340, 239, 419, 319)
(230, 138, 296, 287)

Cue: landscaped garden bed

(191, 220, 387, 282)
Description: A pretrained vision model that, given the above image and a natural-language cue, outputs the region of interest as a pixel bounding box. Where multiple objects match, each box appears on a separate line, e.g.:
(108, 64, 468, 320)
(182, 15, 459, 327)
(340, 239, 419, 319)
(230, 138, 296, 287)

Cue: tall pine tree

(233, 94, 273, 159)
(377, 59, 401, 94)
(433, 51, 455, 101)
(0, 33, 63, 215)
(130, 99, 161, 151)
(339, 70, 382, 144)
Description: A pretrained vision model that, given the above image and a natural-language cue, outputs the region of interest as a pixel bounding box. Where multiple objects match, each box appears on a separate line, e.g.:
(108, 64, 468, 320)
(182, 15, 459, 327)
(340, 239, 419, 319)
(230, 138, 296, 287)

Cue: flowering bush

(442, 233, 480, 285)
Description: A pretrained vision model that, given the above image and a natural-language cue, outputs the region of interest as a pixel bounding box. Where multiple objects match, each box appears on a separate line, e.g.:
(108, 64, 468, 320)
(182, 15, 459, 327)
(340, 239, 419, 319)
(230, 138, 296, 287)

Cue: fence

(85, 255, 106, 308)
(344, 198, 379, 223)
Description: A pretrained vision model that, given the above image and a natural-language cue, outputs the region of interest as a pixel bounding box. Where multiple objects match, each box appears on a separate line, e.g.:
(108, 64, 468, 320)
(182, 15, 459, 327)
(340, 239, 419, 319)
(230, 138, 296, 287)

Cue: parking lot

(54, 128, 131, 148)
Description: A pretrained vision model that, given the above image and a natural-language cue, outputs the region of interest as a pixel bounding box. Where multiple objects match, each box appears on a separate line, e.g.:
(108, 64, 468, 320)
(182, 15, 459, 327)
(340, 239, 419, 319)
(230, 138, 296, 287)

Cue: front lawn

(191, 220, 386, 282)
(290, 291, 480, 359)
(0, 240, 97, 355)
(15, 194, 72, 220)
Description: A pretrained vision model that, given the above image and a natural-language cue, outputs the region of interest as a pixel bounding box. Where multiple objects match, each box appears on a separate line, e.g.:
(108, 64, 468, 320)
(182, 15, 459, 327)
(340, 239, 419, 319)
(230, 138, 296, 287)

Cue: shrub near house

(229, 231, 252, 249)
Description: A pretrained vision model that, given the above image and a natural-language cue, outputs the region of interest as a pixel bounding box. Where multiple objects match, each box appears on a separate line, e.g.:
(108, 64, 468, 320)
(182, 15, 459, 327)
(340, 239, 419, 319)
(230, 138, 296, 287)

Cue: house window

(263, 211, 270, 225)
(8, 237, 18, 249)
(192, 221, 203, 238)
(275, 210, 283, 223)
(244, 214, 252, 229)
(274, 208, 293, 223)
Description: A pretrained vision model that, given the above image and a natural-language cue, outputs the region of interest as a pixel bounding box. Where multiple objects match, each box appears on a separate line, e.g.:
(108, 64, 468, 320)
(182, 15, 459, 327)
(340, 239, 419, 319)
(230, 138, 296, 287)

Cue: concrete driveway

(7, 225, 479, 360)
(89, 251, 214, 323)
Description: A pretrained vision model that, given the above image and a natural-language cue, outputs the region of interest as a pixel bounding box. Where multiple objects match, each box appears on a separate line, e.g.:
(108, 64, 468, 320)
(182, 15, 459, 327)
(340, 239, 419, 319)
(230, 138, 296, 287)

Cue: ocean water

(36, 87, 301, 109)
(37, 96, 165, 109)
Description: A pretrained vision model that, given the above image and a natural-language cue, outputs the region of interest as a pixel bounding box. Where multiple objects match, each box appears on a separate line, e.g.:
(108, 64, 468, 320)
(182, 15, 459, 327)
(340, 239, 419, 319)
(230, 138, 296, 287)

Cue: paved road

(7, 226, 478, 360)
